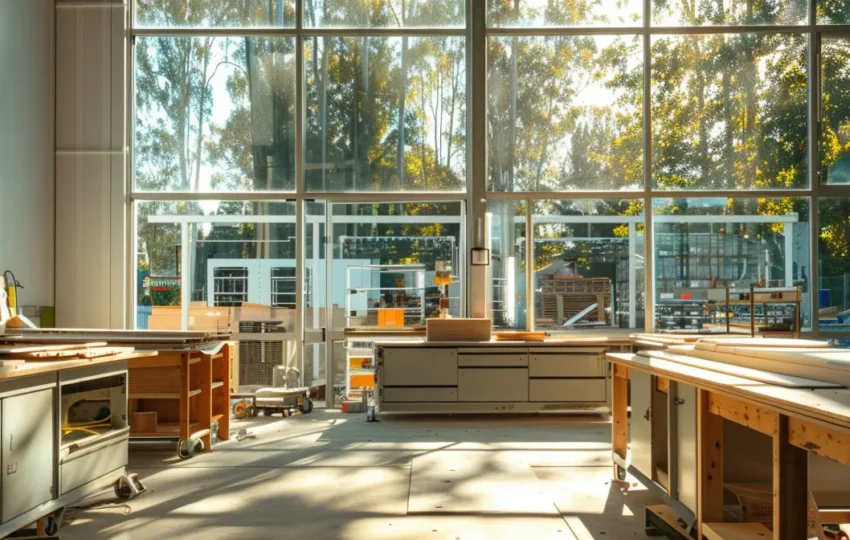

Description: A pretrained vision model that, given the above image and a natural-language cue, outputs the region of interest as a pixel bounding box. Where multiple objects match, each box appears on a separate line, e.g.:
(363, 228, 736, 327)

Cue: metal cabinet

(1, 388, 55, 522)
(670, 382, 698, 514)
(629, 370, 654, 479)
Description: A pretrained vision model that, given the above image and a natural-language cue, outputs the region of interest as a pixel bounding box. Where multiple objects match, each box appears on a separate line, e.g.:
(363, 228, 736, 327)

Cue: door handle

(643, 407, 651, 421)
(673, 397, 685, 405)
(322, 327, 327, 341)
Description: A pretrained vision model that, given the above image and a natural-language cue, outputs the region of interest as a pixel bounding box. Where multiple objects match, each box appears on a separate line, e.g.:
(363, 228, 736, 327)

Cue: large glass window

(135, 0, 296, 28)
(487, 0, 643, 27)
(818, 1, 850, 24)
(135, 36, 297, 192)
(651, 33, 808, 191)
(306, 0, 465, 27)
(488, 35, 643, 192)
(818, 199, 850, 331)
(653, 197, 810, 332)
(532, 200, 645, 331)
(821, 37, 850, 185)
(304, 36, 466, 192)
(652, 0, 807, 26)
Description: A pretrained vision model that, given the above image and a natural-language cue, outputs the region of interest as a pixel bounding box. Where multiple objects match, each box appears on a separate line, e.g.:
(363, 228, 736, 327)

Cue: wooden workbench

(1, 330, 234, 459)
(375, 337, 633, 414)
(607, 346, 850, 539)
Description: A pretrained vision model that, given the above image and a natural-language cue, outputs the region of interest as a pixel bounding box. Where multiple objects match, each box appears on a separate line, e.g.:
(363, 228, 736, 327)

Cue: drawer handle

(643, 407, 651, 421)
(673, 397, 685, 406)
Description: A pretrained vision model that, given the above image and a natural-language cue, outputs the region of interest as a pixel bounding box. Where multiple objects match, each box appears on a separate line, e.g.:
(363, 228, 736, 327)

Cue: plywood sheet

(641, 351, 842, 389)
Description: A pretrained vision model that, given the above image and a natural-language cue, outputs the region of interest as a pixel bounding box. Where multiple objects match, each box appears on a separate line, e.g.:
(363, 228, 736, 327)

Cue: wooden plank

(608, 353, 850, 432)
(789, 416, 850, 467)
(613, 363, 629, 379)
(656, 376, 669, 394)
(129, 389, 201, 399)
(193, 354, 213, 452)
(708, 392, 778, 437)
(698, 389, 725, 539)
(773, 415, 808, 539)
(612, 370, 628, 469)
(643, 350, 842, 389)
(0, 341, 107, 355)
(179, 353, 190, 442)
(702, 522, 773, 540)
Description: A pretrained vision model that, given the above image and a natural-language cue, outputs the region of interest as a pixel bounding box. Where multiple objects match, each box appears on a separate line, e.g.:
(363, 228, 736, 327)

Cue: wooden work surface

(0, 350, 157, 381)
(1, 328, 230, 350)
(376, 336, 633, 348)
(607, 352, 850, 431)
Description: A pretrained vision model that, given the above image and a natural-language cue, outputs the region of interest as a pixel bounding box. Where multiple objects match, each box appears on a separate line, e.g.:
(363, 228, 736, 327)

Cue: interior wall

(54, 0, 127, 328)
(0, 0, 56, 309)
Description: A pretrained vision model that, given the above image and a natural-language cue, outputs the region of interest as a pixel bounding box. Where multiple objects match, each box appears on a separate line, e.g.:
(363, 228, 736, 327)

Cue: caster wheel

(283, 409, 291, 417)
(115, 482, 133, 500)
(43, 516, 59, 536)
(177, 438, 203, 460)
(262, 408, 274, 417)
(616, 464, 626, 481)
(232, 400, 249, 419)
(298, 397, 314, 414)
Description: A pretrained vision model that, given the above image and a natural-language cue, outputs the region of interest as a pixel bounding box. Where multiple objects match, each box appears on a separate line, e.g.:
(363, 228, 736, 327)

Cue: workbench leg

(773, 414, 808, 538)
(195, 354, 212, 452)
(179, 353, 190, 443)
(612, 370, 628, 479)
(697, 389, 724, 537)
(213, 344, 231, 441)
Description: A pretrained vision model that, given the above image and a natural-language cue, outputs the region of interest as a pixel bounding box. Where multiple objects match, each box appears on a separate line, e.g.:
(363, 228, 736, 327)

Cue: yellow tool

(3, 270, 23, 317)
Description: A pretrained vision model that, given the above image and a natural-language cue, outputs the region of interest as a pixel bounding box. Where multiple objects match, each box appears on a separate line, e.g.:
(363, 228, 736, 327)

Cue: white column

(55, 0, 127, 328)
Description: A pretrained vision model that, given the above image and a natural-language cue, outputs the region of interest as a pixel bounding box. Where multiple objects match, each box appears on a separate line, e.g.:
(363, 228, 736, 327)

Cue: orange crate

(377, 309, 405, 327)
(350, 374, 375, 388)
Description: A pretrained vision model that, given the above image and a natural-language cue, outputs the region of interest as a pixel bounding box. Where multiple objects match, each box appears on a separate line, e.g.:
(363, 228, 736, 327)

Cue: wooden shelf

(130, 389, 201, 400)
(702, 522, 773, 540)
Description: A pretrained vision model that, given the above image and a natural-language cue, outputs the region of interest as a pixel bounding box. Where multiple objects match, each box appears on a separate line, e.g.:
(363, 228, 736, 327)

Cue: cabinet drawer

(458, 354, 528, 367)
(529, 354, 602, 377)
(61, 437, 128, 495)
(529, 378, 606, 402)
(458, 369, 528, 402)
(383, 387, 457, 402)
(383, 348, 457, 386)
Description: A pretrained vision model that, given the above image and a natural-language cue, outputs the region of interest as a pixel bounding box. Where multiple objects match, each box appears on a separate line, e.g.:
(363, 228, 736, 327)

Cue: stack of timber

(539, 276, 611, 325)
(0, 341, 135, 373)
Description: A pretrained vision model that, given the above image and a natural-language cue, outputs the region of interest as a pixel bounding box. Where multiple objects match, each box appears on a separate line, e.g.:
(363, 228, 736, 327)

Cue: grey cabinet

(671, 382, 698, 513)
(2, 388, 55, 522)
(629, 371, 654, 479)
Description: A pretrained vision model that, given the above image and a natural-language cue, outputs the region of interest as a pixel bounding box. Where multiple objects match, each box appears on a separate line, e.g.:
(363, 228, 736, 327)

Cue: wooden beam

(613, 363, 629, 380)
(698, 389, 724, 538)
(612, 370, 628, 470)
(789, 416, 850, 467)
(773, 415, 808, 539)
(708, 392, 778, 437)
(179, 352, 190, 442)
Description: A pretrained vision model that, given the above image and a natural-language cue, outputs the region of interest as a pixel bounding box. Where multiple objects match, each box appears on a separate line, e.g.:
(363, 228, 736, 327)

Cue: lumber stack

(0, 342, 135, 372)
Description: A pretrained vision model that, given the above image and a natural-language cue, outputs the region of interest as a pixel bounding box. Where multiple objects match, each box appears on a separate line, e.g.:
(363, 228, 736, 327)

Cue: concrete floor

(60, 412, 660, 540)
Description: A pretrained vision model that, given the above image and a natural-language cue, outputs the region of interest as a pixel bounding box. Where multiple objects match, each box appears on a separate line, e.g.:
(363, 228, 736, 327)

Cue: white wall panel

(54, 1, 127, 328)
(0, 0, 55, 308)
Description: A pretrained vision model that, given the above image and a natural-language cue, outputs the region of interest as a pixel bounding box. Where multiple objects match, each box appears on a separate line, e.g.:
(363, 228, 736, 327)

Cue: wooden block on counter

(426, 318, 491, 342)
